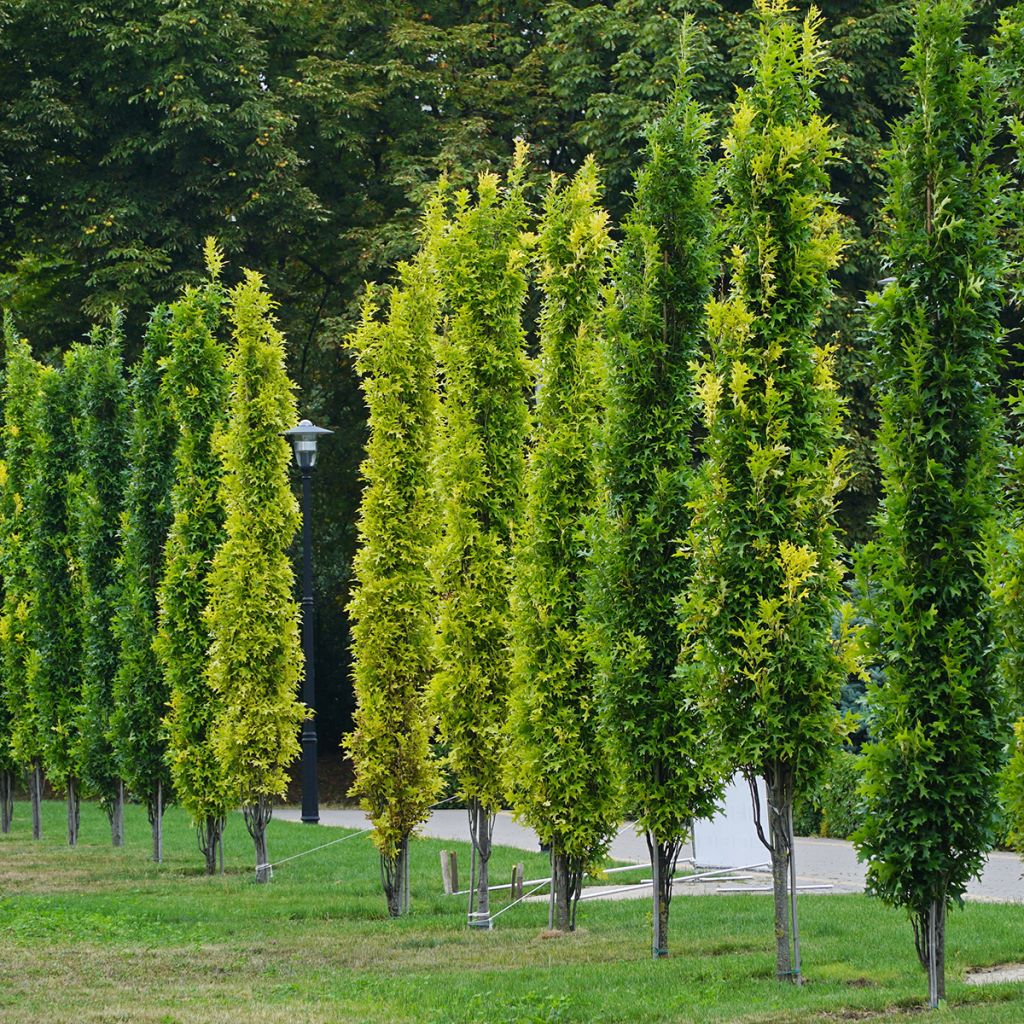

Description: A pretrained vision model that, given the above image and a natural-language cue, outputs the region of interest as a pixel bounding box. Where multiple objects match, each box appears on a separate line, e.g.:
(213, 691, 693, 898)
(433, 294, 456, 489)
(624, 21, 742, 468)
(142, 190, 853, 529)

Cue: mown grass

(2, 800, 1024, 1023)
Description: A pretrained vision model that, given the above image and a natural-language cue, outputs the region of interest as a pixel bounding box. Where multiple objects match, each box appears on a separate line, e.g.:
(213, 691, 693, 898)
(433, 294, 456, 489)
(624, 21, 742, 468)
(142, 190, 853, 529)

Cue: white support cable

(487, 879, 551, 921)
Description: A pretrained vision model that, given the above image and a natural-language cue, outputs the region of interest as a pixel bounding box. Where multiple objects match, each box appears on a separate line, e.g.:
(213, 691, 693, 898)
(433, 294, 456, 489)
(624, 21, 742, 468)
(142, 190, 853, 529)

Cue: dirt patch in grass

(965, 964, 1024, 986)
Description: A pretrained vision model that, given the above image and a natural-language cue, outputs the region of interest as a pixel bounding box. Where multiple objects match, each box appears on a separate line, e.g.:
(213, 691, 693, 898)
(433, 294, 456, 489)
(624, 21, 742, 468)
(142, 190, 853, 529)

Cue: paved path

(276, 807, 1024, 903)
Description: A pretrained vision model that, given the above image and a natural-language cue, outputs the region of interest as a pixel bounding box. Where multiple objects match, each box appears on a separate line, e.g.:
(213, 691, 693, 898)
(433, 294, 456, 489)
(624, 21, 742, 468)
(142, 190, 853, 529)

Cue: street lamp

(284, 418, 333, 824)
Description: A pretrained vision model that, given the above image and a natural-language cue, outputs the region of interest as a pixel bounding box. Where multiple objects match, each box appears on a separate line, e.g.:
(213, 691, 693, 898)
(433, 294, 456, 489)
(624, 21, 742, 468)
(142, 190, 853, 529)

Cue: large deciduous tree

(507, 158, 620, 934)
(206, 270, 305, 884)
(855, 1, 1007, 1008)
(157, 243, 232, 875)
(110, 307, 176, 862)
(592, 47, 723, 959)
(346, 214, 444, 918)
(682, 0, 850, 982)
(428, 148, 532, 929)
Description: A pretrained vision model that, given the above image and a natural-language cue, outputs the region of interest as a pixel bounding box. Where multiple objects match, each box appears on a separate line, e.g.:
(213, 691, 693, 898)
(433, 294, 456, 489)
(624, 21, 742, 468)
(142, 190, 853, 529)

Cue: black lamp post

(284, 418, 332, 824)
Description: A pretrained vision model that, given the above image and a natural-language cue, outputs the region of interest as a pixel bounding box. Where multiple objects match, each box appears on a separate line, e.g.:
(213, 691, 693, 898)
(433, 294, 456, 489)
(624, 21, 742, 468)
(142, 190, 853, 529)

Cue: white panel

(692, 774, 769, 868)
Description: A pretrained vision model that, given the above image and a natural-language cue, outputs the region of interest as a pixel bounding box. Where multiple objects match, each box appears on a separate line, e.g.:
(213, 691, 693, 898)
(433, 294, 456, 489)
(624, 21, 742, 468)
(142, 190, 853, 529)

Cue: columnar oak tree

(206, 271, 305, 884)
(0, 320, 43, 837)
(592, 50, 723, 959)
(347, 216, 444, 918)
(27, 360, 84, 843)
(682, 0, 849, 982)
(429, 148, 532, 928)
(110, 307, 176, 862)
(157, 244, 232, 874)
(507, 159, 620, 933)
(854, 1, 1007, 1008)
(68, 316, 129, 846)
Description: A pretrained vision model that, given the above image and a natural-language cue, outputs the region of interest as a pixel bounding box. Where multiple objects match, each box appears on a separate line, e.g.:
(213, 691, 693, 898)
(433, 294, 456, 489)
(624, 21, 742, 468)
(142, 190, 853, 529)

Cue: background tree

(0, 319, 43, 837)
(854, 1, 1008, 1008)
(507, 158, 620, 934)
(67, 316, 129, 846)
(428, 149, 532, 929)
(591, 47, 723, 959)
(206, 271, 305, 884)
(682, 0, 849, 982)
(110, 307, 176, 863)
(346, 218, 444, 918)
(26, 360, 84, 844)
(157, 244, 232, 875)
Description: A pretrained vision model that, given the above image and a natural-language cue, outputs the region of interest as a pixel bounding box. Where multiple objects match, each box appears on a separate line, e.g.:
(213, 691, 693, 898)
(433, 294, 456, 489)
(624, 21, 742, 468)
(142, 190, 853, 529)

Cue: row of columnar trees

(0, 243, 305, 880)
(347, 0, 1014, 1006)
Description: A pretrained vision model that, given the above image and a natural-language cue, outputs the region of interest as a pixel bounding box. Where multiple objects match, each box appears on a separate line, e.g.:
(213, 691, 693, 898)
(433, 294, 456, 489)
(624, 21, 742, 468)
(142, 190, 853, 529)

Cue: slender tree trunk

(198, 815, 225, 875)
(382, 833, 410, 917)
(914, 900, 946, 1008)
(244, 796, 274, 884)
(29, 760, 43, 840)
(648, 833, 680, 959)
(67, 778, 80, 846)
(549, 848, 583, 932)
(109, 781, 125, 847)
(0, 769, 13, 833)
(468, 798, 495, 929)
(149, 781, 164, 864)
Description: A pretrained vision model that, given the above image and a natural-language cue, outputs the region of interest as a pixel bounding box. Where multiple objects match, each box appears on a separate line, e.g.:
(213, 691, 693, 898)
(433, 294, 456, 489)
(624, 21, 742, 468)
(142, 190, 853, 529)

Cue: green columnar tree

(0, 319, 43, 837)
(592, 50, 723, 959)
(67, 315, 129, 845)
(26, 360, 84, 843)
(854, 2, 1007, 1008)
(157, 244, 232, 875)
(110, 307, 176, 863)
(347, 217, 444, 918)
(206, 271, 305, 885)
(428, 147, 532, 929)
(507, 158, 620, 934)
(682, 0, 848, 982)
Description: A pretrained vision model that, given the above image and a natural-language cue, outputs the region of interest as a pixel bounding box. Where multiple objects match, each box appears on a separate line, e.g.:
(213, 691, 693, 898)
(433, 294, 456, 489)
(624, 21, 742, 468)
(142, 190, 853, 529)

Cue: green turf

(2, 800, 1023, 1023)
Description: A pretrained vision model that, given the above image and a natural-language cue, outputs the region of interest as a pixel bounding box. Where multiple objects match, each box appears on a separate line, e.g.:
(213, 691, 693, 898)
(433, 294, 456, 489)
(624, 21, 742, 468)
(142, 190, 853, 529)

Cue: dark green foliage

(507, 159, 620, 932)
(793, 750, 866, 839)
(66, 317, 128, 816)
(110, 308, 176, 821)
(854, 0, 1008, 1000)
(156, 244, 231, 860)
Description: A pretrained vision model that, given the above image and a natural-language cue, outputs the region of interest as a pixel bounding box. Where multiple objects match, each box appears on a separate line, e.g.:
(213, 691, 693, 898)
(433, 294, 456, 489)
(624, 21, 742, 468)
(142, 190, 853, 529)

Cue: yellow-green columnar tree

(0, 320, 43, 838)
(429, 148, 532, 929)
(855, 2, 1007, 1008)
(206, 271, 305, 884)
(110, 307, 176, 862)
(157, 244, 232, 875)
(682, 0, 850, 982)
(507, 159, 620, 933)
(592, 48, 723, 959)
(347, 218, 444, 918)
(27, 360, 84, 844)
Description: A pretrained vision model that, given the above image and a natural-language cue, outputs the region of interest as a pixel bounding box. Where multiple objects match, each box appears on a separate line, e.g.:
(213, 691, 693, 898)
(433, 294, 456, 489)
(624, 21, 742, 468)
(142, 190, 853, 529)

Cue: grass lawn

(2, 801, 1024, 1022)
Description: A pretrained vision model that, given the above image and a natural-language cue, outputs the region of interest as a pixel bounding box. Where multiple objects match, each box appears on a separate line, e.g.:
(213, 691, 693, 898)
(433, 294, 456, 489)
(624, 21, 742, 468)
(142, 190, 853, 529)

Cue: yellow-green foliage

(429, 147, 532, 812)
(507, 159, 620, 867)
(206, 271, 304, 806)
(347, 223, 444, 863)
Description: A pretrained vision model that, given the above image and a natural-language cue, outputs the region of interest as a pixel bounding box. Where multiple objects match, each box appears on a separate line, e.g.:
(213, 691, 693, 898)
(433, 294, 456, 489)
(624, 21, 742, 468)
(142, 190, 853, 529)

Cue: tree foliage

(206, 269, 304, 882)
(682, 0, 849, 980)
(854, 1, 1008, 1004)
(346, 216, 444, 916)
(507, 158, 620, 932)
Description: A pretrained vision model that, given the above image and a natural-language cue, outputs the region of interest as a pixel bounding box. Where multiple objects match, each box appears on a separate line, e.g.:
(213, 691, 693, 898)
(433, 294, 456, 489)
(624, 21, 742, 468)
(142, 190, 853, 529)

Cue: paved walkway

(276, 807, 1024, 903)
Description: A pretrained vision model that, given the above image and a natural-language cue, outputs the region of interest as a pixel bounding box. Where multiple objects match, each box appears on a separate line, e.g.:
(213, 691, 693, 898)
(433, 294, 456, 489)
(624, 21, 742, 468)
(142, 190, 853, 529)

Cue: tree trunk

(467, 798, 495, 929)
(0, 769, 13, 833)
(549, 848, 584, 932)
(914, 900, 946, 1008)
(198, 815, 225, 875)
(149, 781, 163, 864)
(382, 833, 410, 917)
(29, 760, 43, 840)
(244, 796, 274, 884)
(67, 778, 80, 846)
(110, 780, 125, 847)
(648, 833, 681, 959)
(757, 763, 799, 983)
